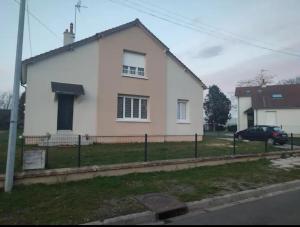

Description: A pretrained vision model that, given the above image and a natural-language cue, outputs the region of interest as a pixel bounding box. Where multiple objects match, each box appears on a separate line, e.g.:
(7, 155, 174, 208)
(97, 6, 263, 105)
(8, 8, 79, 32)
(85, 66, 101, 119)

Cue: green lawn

(0, 131, 282, 173)
(1, 159, 300, 225)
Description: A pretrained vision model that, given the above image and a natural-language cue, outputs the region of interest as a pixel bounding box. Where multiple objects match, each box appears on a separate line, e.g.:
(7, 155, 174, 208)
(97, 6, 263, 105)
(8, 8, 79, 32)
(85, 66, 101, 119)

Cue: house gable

(22, 19, 206, 89)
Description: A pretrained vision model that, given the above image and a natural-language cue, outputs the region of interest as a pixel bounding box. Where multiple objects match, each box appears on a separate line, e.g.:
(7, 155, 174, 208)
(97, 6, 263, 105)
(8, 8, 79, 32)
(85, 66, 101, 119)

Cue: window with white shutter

(122, 51, 146, 78)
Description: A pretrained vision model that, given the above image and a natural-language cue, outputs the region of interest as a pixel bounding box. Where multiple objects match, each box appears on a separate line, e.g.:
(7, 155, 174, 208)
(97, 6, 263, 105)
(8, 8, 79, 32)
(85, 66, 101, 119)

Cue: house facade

(236, 84, 300, 134)
(22, 19, 206, 143)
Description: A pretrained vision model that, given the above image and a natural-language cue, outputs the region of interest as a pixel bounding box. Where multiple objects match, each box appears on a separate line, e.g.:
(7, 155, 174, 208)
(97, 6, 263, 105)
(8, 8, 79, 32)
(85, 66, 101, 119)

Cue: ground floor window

(117, 95, 148, 120)
(177, 99, 189, 122)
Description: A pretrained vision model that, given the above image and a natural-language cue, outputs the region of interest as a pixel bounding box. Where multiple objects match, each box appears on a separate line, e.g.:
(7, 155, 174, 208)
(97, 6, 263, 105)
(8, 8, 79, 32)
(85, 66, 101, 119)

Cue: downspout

(237, 97, 240, 131)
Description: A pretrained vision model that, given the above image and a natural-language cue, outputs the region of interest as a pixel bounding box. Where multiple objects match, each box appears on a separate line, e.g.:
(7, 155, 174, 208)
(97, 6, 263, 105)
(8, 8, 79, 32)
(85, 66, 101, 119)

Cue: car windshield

(273, 127, 284, 132)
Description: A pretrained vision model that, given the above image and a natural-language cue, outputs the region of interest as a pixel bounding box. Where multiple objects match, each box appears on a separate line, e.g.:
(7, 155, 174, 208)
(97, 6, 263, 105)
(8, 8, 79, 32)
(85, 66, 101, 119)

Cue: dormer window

(122, 50, 146, 79)
(272, 94, 283, 99)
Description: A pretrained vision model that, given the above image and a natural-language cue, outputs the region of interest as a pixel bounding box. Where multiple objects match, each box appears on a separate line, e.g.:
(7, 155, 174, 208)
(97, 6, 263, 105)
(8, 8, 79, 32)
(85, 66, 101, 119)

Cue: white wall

(24, 41, 99, 136)
(166, 57, 204, 136)
(256, 109, 300, 134)
(237, 97, 252, 131)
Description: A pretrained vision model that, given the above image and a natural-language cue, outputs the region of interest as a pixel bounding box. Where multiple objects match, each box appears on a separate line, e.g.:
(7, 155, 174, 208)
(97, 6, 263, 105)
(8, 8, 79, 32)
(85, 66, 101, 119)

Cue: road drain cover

(136, 193, 188, 220)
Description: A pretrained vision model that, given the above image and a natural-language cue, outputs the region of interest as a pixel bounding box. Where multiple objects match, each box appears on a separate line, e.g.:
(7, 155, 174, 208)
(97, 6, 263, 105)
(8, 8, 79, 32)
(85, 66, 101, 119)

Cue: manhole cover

(136, 193, 188, 220)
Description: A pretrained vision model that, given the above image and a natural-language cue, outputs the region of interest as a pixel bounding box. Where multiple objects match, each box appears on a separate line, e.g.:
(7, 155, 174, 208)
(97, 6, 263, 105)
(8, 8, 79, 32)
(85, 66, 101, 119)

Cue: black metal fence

(15, 132, 300, 172)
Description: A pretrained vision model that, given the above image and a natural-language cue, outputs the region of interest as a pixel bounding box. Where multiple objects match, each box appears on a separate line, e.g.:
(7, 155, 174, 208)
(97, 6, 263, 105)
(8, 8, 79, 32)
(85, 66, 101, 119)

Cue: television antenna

(74, 0, 87, 34)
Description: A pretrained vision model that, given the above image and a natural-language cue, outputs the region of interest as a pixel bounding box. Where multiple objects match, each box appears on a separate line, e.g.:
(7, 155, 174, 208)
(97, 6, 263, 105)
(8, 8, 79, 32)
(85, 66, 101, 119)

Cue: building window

(141, 99, 147, 119)
(177, 100, 189, 122)
(117, 97, 124, 118)
(122, 65, 129, 74)
(272, 94, 283, 99)
(138, 67, 144, 76)
(117, 95, 148, 120)
(122, 51, 146, 78)
(125, 97, 132, 118)
(130, 67, 137, 75)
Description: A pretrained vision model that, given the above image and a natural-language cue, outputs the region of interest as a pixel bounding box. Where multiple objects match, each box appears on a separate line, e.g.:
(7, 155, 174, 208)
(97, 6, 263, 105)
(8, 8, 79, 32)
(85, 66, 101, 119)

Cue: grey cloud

(196, 45, 224, 59)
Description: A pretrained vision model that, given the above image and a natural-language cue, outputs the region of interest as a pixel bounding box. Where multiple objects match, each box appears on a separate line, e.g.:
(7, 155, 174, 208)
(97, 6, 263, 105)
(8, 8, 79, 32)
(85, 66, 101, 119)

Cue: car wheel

(268, 138, 275, 145)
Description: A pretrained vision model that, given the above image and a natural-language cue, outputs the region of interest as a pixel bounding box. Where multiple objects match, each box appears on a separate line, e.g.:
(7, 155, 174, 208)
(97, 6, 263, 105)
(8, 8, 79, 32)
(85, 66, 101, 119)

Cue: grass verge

(1, 159, 300, 225)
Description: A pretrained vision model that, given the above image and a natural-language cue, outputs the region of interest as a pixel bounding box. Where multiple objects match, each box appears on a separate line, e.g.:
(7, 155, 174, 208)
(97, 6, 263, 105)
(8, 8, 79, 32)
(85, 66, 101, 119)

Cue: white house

(21, 19, 206, 144)
(236, 84, 300, 134)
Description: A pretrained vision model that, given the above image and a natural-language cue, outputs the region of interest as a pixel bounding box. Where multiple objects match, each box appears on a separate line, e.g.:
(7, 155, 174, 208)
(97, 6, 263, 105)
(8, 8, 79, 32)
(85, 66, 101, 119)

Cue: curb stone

(83, 180, 300, 225)
(83, 211, 156, 225)
(187, 180, 300, 213)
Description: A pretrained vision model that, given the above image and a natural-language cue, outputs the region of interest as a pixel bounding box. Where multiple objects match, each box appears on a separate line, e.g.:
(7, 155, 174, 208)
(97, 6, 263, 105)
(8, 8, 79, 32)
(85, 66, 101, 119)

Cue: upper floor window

(122, 51, 146, 78)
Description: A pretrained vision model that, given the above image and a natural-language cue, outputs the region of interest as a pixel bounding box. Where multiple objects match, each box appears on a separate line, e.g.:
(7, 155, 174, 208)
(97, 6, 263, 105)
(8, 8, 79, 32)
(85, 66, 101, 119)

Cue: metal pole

(195, 133, 198, 158)
(291, 133, 294, 151)
(20, 136, 24, 169)
(78, 135, 81, 167)
(144, 134, 148, 162)
(45, 136, 49, 169)
(233, 134, 236, 156)
(5, 0, 26, 192)
(265, 137, 268, 153)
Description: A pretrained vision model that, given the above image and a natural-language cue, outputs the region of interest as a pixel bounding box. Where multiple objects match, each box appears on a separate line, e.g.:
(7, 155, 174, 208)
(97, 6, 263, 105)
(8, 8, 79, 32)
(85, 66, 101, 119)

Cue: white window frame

(122, 51, 147, 79)
(177, 99, 190, 124)
(117, 95, 150, 122)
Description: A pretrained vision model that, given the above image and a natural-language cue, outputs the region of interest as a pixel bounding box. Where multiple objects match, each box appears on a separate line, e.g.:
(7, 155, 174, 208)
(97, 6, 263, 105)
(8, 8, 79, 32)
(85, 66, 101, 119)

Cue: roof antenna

(74, 0, 87, 35)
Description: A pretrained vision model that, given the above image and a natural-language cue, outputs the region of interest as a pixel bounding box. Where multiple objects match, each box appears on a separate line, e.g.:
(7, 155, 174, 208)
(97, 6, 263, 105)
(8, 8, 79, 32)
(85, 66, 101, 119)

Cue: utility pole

(5, 0, 26, 193)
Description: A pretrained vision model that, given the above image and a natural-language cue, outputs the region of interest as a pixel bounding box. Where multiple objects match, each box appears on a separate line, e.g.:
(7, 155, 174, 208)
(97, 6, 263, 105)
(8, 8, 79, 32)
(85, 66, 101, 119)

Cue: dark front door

(247, 111, 254, 128)
(57, 94, 74, 130)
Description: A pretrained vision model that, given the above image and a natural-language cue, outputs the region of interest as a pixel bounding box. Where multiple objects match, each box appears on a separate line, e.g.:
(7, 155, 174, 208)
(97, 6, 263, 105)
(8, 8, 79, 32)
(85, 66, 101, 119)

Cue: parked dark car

(235, 125, 288, 145)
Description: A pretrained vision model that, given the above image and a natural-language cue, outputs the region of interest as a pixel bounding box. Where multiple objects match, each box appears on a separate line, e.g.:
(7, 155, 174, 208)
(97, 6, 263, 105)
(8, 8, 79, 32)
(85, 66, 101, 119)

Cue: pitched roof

(22, 19, 206, 89)
(235, 84, 300, 109)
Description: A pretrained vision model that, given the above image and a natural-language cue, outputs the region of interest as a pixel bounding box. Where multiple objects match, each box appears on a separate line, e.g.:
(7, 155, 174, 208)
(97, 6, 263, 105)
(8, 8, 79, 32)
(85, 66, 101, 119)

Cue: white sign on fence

(23, 150, 46, 170)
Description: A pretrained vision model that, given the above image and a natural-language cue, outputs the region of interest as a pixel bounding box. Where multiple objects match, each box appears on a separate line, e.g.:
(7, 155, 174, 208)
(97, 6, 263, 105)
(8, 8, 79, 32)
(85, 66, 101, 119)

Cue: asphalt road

(168, 189, 300, 225)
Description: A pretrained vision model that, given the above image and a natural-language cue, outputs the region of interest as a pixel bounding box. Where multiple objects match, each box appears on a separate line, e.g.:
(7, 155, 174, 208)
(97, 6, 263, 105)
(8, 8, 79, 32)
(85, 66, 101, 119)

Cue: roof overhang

(51, 82, 84, 96)
(244, 107, 254, 114)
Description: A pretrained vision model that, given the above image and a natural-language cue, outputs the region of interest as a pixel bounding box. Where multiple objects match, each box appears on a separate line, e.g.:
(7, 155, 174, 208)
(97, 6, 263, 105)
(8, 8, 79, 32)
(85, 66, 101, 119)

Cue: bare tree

(237, 69, 276, 87)
(278, 77, 300, 85)
(0, 92, 13, 109)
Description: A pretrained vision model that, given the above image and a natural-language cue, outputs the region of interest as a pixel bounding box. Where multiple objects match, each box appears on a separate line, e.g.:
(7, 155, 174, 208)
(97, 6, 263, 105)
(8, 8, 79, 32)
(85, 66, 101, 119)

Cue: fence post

(144, 134, 148, 162)
(45, 136, 49, 169)
(291, 133, 294, 151)
(265, 136, 268, 153)
(20, 136, 24, 169)
(78, 135, 81, 167)
(195, 133, 198, 158)
(233, 134, 236, 156)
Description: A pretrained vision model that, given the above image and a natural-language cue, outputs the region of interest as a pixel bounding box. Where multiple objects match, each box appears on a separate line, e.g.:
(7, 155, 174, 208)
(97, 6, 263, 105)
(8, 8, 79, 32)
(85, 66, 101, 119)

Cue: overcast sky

(1, 0, 300, 95)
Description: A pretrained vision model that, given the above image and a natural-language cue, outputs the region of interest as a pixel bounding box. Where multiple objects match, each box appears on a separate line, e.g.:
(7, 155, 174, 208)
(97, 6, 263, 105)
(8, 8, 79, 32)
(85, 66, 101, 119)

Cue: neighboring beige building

(235, 84, 300, 134)
(22, 19, 206, 143)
